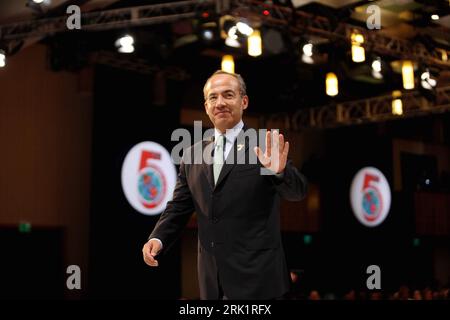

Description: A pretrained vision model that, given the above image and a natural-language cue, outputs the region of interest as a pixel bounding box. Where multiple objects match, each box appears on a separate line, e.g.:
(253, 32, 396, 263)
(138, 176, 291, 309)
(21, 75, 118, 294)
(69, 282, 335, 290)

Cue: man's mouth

(215, 110, 230, 116)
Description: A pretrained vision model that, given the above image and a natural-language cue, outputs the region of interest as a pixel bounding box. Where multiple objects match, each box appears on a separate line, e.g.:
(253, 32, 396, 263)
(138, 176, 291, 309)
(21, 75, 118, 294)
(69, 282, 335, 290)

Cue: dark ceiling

(0, 0, 449, 113)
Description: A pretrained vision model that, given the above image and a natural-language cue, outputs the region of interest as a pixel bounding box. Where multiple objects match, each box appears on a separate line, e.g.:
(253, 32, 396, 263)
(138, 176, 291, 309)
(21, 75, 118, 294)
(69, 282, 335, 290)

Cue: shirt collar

(214, 120, 244, 146)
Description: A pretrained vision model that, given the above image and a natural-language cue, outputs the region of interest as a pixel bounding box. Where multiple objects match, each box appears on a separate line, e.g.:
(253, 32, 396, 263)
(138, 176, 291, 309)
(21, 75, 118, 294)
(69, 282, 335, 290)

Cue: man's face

(204, 74, 248, 133)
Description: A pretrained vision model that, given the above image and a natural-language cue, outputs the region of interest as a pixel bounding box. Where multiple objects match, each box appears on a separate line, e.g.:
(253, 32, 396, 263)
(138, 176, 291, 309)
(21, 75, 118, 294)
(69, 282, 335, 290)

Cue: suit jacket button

(213, 217, 219, 223)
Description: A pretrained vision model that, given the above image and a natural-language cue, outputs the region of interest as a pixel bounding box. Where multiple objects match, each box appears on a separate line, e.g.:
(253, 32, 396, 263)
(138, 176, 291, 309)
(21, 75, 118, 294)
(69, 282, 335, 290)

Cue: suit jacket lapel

(201, 138, 215, 191)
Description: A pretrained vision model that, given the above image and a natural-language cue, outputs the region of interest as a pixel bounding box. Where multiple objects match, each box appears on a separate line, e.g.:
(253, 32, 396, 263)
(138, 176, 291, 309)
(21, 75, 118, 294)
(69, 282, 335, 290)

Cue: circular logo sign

(350, 167, 391, 227)
(121, 141, 176, 215)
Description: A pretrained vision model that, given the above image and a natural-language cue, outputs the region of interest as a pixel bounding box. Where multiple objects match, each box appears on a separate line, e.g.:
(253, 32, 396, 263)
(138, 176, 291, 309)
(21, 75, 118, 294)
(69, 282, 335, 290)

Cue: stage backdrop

(88, 65, 184, 299)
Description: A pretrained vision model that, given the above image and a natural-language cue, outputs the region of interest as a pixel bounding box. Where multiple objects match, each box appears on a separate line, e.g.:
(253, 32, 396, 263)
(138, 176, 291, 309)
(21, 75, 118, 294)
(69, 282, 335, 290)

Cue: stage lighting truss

(263, 85, 450, 130)
(0, 0, 448, 68)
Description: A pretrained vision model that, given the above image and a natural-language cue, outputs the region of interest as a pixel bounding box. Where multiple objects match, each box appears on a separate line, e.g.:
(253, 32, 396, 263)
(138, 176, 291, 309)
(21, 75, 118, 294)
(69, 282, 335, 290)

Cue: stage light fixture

(326, 72, 338, 96)
(301, 43, 314, 64)
(220, 16, 257, 49)
(248, 30, 262, 57)
(115, 35, 135, 53)
(221, 55, 235, 73)
(31, 0, 51, 5)
(236, 22, 253, 36)
(0, 50, 6, 68)
(420, 69, 437, 90)
(392, 91, 403, 115)
(402, 60, 415, 90)
(371, 57, 383, 79)
(199, 21, 218, 42)
(351, 32, 365, 63)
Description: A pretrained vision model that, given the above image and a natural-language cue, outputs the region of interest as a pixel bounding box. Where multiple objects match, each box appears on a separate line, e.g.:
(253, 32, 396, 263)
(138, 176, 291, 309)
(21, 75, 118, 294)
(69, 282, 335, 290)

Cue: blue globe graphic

(362, 188, 380, 219)
(138, 167, 163, 205)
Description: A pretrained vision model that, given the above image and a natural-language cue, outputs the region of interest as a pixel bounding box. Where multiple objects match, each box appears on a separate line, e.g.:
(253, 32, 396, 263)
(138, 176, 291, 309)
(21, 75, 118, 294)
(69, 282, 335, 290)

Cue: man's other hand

(142, 239, 162, 267)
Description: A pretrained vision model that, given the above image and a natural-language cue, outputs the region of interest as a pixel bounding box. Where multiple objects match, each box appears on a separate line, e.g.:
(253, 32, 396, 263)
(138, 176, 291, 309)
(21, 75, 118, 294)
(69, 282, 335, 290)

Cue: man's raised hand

(254, 130, 289, 174)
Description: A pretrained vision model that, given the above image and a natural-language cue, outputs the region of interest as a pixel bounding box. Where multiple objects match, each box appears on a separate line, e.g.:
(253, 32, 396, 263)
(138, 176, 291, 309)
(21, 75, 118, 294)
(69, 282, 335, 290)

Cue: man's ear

(204, 101, 209, 114)
(242, 95, 249, 110)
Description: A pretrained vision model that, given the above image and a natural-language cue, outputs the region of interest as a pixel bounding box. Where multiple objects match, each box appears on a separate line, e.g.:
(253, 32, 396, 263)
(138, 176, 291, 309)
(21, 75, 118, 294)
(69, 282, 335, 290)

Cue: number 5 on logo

(362, 173, 382, 222)
(350, 167, 391, 227)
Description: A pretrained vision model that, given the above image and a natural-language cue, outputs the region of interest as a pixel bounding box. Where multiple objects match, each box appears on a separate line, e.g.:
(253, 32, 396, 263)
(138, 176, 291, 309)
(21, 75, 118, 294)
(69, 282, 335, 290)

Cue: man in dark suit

(143, 70, 307, 299)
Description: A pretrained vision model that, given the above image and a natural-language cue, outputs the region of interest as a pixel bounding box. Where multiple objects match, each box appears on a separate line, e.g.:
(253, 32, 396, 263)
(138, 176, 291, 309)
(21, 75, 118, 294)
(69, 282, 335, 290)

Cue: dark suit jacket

(149, 128, 308, 299)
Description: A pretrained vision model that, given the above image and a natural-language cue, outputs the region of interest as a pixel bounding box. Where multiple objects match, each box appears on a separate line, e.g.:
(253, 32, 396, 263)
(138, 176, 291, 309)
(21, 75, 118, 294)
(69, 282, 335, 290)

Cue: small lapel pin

(237, 144, 244, 151)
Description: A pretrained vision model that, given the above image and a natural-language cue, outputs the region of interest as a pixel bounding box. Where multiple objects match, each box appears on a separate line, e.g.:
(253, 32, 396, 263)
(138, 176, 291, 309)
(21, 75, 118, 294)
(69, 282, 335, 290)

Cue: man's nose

(215, 95, 226, 107)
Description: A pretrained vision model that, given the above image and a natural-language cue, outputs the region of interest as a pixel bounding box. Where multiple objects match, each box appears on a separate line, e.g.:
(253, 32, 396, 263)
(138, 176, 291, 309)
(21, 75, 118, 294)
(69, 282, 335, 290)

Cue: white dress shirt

(214, 120, 244, 160)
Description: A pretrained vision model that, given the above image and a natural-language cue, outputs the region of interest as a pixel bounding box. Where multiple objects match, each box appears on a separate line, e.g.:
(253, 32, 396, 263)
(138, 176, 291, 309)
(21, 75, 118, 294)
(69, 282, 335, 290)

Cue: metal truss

(91, 50, 190, 80)
(262, 85, 450, 130)
(232, 0, 450, 68)
(0, 0, 216, 41)
(0, 0, 448, 68)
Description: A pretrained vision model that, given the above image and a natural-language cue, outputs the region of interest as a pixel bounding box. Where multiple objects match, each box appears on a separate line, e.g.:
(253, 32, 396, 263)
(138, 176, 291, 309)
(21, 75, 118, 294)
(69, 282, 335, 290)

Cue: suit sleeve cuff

(149, 237, 163, 250)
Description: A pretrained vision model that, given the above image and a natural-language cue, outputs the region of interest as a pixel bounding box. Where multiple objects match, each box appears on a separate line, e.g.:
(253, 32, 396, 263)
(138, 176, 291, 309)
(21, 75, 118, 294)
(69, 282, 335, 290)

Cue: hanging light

(440, 49, 448, 62)
(351, 32, 365, 63)
(301, 43, 314, 64)
(402, 60, 414, 89)
(221, 55, 235, 73)
(326, 72, 338, 96)
(248, 30, 262, 57)
(392, 91, 403, 115)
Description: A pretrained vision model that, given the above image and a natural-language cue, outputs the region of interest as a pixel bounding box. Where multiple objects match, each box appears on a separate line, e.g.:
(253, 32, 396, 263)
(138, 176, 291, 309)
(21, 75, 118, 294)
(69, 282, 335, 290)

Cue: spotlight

(420, 69, 437, 90)
(224, 25, 241, 48)
(236, 22, 253, 36)
(371, 58, 381, 73)
(199, 22, 218, 42)
(371, 57, 383, 79)
(115, 35, 134, 53)
(202, 30, 214, 41)
(431, 14, 439, 21)
(303, 43, 313, 57)
(301, 43, 314, 64)
(220, 15, 255, 49)
(0, 50, 5, 68)
(225, 33, 241, 48)
(30, 0, 51, 5)
(26, 0, 50, 15)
